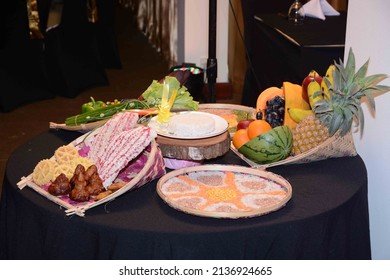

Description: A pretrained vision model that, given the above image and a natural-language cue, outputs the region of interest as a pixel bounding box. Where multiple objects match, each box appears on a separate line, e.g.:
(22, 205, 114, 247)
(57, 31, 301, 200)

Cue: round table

(0, 130, 371, 259)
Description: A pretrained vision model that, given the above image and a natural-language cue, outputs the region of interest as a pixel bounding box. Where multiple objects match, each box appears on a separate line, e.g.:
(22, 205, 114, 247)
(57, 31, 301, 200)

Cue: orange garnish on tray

(169, 171, 287, 211)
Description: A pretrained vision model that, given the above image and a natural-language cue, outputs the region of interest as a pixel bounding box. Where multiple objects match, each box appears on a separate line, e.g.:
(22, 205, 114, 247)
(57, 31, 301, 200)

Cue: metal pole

(207, 0, 217, 103)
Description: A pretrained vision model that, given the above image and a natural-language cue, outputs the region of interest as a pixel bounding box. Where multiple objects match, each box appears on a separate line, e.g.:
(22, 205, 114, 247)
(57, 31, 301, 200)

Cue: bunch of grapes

(256, 96, 285, 128)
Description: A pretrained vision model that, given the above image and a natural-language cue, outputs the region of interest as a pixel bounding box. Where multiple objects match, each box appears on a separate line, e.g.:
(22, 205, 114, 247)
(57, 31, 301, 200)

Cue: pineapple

(292, 114, 329, 154)
(292, 48, 390, 155)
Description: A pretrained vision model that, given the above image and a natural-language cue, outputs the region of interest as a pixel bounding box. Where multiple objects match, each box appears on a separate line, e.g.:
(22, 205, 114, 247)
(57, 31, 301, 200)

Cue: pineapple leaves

(357, 105, 365, 138)
(365, 85, 390, 97)
(334, 60, 345, 92)
(320, 47, 390, 137)
(344, 48, 356, 87)
(300, 48, 390, 141)
(354, 59, 369, 81)
(364, 93, 376, 112)
(313, 99, 332, 114)
(347, 83, 360, 97)
(323, 76, 333, 90)
(342, 111, 354, 136)
(345, 48, 356, 74)
(328, 107, 344, 136)
(357, 77, 390, 100)
(335, 60, 346, 90)
(360, 74, 388, 88)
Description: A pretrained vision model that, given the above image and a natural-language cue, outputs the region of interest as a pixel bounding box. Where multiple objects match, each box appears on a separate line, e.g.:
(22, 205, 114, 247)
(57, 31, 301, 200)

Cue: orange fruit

(232, 129, 250, 149)
(247, 120, 272, 139)
(256, 87, 284, 112)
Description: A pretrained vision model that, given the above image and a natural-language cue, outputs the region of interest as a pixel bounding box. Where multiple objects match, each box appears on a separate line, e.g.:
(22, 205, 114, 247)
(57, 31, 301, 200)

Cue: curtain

(122, 0, 178, 67)
(228, 0, 246, 104)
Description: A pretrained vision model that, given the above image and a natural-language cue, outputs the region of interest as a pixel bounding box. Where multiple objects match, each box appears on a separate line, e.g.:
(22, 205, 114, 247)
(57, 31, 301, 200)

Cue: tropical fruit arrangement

(232, 48, 390, 165)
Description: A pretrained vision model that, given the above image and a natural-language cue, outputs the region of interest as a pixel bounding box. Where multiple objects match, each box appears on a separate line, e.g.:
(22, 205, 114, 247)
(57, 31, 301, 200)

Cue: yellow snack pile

(54, 145, 79, 164)
(52, 163, 75, 181)
(32, 159, 58, 185)
(32, 145, 95, 185)
(71, 156, 94, 170)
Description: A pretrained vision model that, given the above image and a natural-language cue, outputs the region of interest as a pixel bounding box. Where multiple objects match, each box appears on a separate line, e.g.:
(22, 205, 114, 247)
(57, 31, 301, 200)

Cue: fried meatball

(86, 173, 104, 196)
(48, 173, 71, 196)
(69, 172, 90, 202)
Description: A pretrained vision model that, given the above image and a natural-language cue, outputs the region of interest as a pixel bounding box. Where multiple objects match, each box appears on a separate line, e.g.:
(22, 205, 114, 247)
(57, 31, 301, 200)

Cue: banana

(307, 80, 323, 108)
(288, 108, 314, 123)
(283, 81, 310, 130)
(302, 70, 322, 104)
(321, 64, 335, 101)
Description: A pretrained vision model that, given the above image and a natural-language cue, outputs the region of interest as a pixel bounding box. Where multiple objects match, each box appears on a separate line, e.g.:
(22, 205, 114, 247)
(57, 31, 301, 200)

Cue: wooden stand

(156, 131, 230, 160)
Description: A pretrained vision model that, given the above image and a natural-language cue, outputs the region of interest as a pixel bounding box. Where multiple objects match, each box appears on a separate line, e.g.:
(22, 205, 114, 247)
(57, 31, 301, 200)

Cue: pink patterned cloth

(89, 112, 139, 163)
(86, 111, 160, 187)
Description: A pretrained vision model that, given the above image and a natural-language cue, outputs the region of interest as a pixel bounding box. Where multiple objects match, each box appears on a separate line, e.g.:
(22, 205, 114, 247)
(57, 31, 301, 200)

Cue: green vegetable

(106, 99, 121, 106)
(81, 97, 106, 113)
(141, 76, 199, 111)
(65, 76, 199, 126)
(65, 99, 150, 126)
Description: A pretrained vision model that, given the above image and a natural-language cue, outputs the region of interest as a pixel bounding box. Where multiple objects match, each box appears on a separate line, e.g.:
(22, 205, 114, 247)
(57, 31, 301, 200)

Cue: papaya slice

(256, 87, 284, 114)
(283, 82, 310, 130)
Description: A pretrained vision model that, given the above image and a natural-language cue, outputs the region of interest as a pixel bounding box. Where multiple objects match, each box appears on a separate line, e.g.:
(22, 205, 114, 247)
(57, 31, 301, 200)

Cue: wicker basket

(198, 103, 256, 135)
(156, 164, 292, 219)
(231, 130, 357, 169)
(49, 120, 108, 132)
(18, 129, 166, 217)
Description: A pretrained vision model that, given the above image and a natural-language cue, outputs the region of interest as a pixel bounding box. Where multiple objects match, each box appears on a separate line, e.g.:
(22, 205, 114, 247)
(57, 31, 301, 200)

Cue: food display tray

(17, 128, 165, 216)
(157, 164, 292, 219)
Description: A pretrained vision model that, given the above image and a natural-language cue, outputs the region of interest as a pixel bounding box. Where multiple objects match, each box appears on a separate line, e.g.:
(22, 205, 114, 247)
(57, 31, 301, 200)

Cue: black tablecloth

(242, 13, 346, 106)
(0, 130, 371, 260)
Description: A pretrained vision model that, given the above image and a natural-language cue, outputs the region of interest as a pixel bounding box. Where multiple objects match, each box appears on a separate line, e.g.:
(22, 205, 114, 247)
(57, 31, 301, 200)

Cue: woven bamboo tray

(49, 120, 108, 132)
(156, 164, 292, 219)
(231, 130, 357, 169)
(17, 128, 166, 217)
(198, 103, 256, 135)
(49, 108, 159, 132)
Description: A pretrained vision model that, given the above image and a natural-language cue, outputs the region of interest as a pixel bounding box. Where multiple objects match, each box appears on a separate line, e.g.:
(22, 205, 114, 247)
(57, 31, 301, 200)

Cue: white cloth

(302, 0, 340, 20)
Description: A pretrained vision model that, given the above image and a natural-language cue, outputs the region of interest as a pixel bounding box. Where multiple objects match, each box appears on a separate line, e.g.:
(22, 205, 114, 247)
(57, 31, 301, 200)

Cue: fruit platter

(230, 48, 390, 168)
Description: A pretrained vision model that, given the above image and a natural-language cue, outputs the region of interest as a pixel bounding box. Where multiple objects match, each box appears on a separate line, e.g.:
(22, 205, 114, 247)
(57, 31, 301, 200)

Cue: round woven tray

(157, 164, 292, 219)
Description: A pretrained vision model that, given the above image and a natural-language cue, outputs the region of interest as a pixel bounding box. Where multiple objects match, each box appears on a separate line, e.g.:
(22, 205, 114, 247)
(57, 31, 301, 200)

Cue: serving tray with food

(157, 164, 292, 219)
(18, 112, 166, 216)
(230, 48, 390, 168)
(197, 103, 256, 135)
